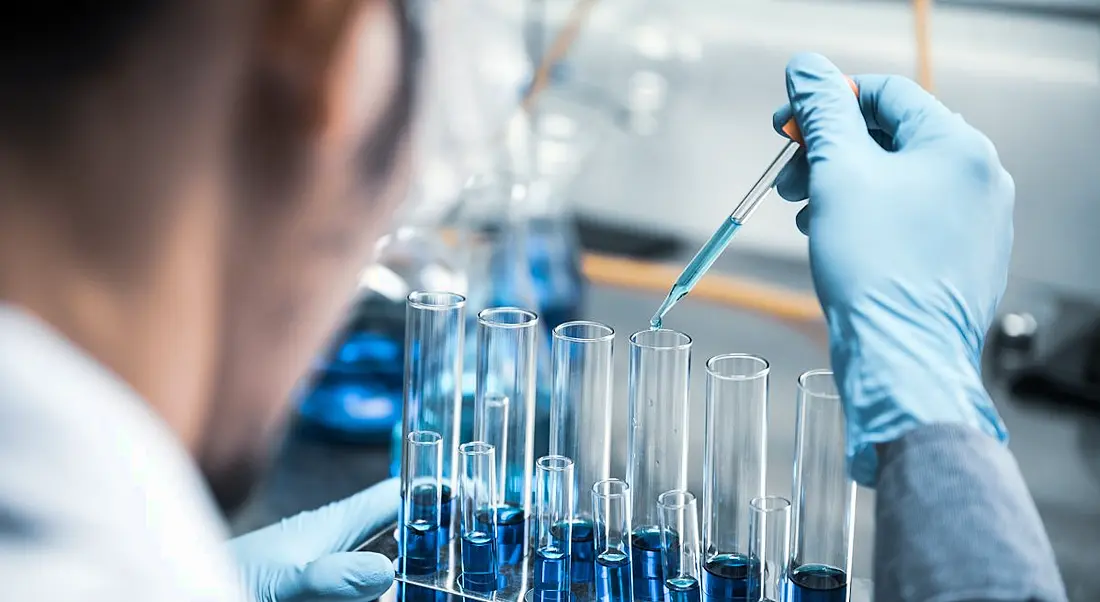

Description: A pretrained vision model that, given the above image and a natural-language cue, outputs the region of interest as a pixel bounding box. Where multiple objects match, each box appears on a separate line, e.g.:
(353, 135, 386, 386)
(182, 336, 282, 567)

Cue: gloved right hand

(771, 53, 1012, 487)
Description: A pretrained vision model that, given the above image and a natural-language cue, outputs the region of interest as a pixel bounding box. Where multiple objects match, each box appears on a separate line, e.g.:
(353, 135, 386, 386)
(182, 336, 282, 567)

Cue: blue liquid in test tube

(785, 564, 847, 602)
(632, 526, 666, 602)
(665, 577, 701, 602)
(596, 550, 633, 602)
(403, 482, 441, 575)
(459, 441, 500, 592)
(702, 554, 759, 602)
(534, 545, 571, 602)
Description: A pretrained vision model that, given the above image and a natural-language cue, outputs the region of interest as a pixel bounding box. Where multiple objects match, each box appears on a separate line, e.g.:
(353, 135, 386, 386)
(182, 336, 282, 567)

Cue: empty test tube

(702, 354, 769, 602)
(748, 497, 791, 602)
(532, 456, 576, 602)
(787, 370, 855, 602)
(476, 308, 539, 563)
(551, 321, 616, 588)
(460, 442, 499, 593)
(627, 329, 692, 602)
(593, 479, 634, 602)
(659, 491, 702, 602)
(402, 430, 444, 576)
(403, 292, 465, 541)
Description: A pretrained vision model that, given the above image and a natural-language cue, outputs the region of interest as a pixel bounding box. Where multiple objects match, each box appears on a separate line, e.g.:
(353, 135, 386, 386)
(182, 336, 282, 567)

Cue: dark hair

(0, 2, 173, 154)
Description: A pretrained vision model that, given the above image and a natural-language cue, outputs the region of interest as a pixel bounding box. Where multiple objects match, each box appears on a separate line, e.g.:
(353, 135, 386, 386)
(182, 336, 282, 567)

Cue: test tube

(476, 308, 539, 563)
(658, 491, 702, 602)
(593, 479, 634, 602)
(475, 394, 510, 513)
(627, 329, 692, 602)
(787, 370, 855, 602)
(701, 354, 769, 602)
(402, 430, 444, 576)
(551, 321, 615, 587)
(460, 442, 499, 593)
(748, 497, 791, 602)
(403, 292, 465, 541)
(532, 455, 575, 602)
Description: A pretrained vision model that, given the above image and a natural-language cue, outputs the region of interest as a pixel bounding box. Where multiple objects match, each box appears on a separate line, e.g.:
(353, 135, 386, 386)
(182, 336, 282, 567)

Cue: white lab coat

(0, 305, 243, 602)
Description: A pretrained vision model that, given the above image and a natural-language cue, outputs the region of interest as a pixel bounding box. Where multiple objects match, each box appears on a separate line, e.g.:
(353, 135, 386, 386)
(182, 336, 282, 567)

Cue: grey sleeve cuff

(874, 424, 1068, 602)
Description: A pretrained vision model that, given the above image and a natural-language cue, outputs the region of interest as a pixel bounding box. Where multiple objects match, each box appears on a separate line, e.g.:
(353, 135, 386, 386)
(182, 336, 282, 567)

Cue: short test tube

(788, 370, 855, 602)
(476, 308, 539, 563)
(403, 292, 465, 540)
(402, 430, 444, 576)
(659, 491, 702, 602)
(551, 321, 615, 587)
(476, 394, 523, 566)
(749, 496, 792, 602)
(460, 442, 499, 593)
(627, 329, 692, 602)
(702, 354, 769, 602)
(593, 479, 634, 602)
(532, 455, 575, 602)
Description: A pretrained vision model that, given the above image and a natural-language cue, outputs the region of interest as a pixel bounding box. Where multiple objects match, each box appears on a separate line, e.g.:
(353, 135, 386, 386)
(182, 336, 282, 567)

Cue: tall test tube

(532, 456, 575, 602)
(627, 329, 692, 602)
(593, 479, 634, 602)
(659, 491, 702, 602)
(749, 497, 791, 602)
(460, 442, 499, 593)
(551, 321, 615, 588)
(787, 370, 855, 602)
(403, 292, 465, 540)
(476, 308, 539, 564)
(402, 431, 444, 576)
(702, 354, 769, 602)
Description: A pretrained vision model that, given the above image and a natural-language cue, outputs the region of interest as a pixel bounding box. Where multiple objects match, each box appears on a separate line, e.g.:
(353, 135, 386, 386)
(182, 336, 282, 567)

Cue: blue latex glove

(231, 478, 399, 602)
(771, 53, 1011, 487)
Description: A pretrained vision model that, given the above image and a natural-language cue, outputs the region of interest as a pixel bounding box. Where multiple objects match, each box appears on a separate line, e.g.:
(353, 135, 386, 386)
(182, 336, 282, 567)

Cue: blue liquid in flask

(460, 530, 498, 592)
(702, 554, 759, 602)
(631, 526, 666, 602)
(533, 546, 571, 602)
(595, 550, 632, 602)
(665, 576, 701, 602)
(785, 564, 847, 602)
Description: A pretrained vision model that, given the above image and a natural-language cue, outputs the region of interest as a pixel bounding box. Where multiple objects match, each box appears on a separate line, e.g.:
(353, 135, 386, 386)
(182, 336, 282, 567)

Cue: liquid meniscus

(533, 546, 571, 602)
(570, 519, 595, 584)
(402, 519, 439, 576)
(702, 554, 759, 602)
(479, 505, 526, 567)
(785, 564, 847, 602)
(596, 550, 633, 602)
(460, 530, 498, 592)
(665, 576, 701, 602)
(631, 526, 665, 602)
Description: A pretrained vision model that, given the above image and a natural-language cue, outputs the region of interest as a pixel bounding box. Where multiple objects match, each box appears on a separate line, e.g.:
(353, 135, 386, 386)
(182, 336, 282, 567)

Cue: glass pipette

(649, 78, 857, 329)
(649, 141, 799, 329)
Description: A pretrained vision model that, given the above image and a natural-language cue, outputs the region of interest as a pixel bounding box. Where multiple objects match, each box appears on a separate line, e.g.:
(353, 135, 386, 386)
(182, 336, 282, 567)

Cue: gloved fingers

(774, 148, 809, 201)
(851, 74, 955, 150)
(265, 478, 400, 562)
(270, 553, 396, 602)
(794, 204, 812, 236)
(783, 53, 870, 164)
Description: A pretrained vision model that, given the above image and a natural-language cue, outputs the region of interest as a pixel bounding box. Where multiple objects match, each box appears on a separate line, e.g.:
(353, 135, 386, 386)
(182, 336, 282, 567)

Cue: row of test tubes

(398, 291, 855, 602)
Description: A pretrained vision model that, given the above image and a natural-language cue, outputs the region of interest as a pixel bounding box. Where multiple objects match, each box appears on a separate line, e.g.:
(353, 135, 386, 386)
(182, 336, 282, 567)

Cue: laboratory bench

(230, 254, 1100, 602)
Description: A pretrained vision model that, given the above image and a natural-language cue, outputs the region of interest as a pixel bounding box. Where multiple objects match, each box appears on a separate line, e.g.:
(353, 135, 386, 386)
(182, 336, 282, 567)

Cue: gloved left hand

(231, 478, 400, 602)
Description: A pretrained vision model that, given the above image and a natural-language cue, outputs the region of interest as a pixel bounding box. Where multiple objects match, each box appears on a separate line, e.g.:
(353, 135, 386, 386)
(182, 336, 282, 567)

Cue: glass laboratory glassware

(749, 497, 791, 602)
(460, 442, 499, 593)
(551, 320, 615, 588)
(532, 455, 576, 602)
(593, 479, 635, 602)
(701, 354, 769, 602)
(787, 370, 855, 602)
(476, 307, 539, 564)
(659, 491, 702, 602)
(402, 292, 466, 542)
(627, 328, 692, 602)
(402, 431, 444, 576)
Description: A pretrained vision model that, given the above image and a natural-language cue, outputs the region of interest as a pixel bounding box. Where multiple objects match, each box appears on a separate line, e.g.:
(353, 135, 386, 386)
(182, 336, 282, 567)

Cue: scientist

(0, 4, 1065, 602)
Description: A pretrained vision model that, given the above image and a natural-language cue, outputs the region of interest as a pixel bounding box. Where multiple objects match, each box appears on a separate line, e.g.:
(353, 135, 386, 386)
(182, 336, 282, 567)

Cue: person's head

(0, 1, 419, 511)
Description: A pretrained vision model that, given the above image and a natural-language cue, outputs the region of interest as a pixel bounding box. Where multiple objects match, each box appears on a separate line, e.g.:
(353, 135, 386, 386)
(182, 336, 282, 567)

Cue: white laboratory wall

(559, 0, 1100, 297)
